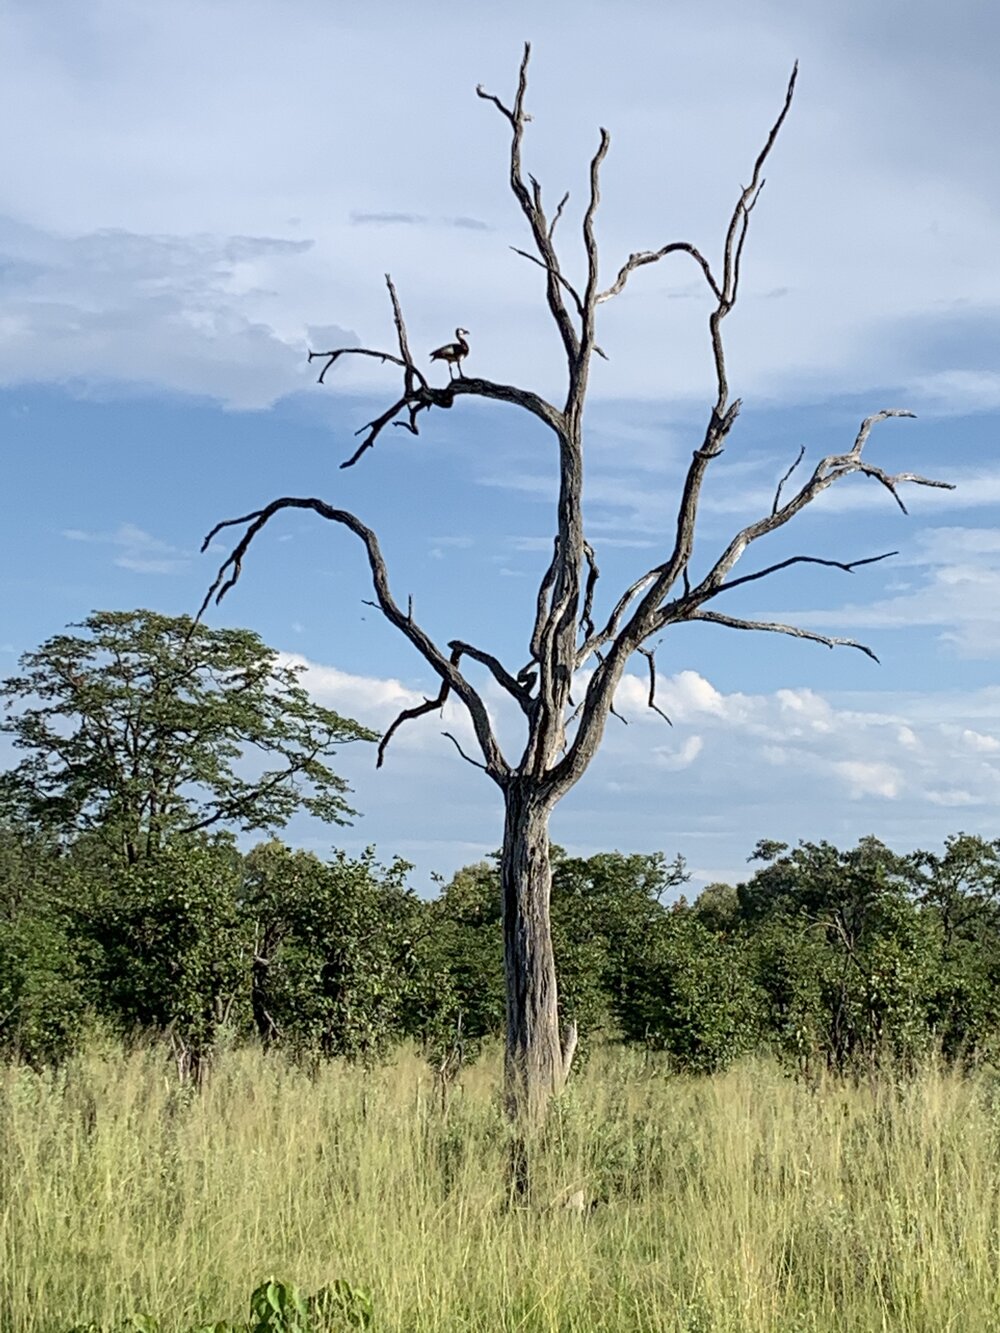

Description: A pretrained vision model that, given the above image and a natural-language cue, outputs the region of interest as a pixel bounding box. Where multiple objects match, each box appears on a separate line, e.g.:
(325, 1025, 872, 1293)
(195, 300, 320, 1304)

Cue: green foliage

(63, 1277, 373, 1333)
(741, 836, 941, 1073)
(405, 861, 505, 1059)
(910, 833, 1000, 1062)
(0, 822, 90, 1064)
(617, 905, 759, 1073)
(550, 848, 688, 1038)
(243, 840, 419, 1062)
(0, 610, 376, 864)
(75, 837, 249, 1072)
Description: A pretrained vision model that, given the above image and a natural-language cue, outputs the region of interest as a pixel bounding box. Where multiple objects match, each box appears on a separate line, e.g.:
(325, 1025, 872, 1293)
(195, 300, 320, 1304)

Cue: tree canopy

(0, 610, 376, 864)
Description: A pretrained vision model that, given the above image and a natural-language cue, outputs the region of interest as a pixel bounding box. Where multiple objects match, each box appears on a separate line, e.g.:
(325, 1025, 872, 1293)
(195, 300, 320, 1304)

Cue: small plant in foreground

(64, 1277, 373, 1333)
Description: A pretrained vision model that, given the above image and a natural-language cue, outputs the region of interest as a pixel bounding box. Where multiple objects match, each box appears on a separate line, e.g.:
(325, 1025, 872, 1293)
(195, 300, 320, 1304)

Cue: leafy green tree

(0, 822, 89, 1064)
(617, 903, 759, 1073)
(908, 833, 1000, 1061)
(74, 837, 250, 1078)
(550, 850, 689, 1038)
(242, 840, 420, 1062)
(741, 837, 938, 1073)
(1, 610, 376, 865)
(405, 861, 506, 1058)
(692, 881, 740, 934)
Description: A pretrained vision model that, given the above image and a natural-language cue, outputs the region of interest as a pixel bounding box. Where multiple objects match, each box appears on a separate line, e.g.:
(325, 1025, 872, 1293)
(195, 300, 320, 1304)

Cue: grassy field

(4, 1038, 1000, 1332)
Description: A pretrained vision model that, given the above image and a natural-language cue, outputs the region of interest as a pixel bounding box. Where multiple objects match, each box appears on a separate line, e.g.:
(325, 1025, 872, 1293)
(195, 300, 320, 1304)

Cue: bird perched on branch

(429, 328, 470, 379)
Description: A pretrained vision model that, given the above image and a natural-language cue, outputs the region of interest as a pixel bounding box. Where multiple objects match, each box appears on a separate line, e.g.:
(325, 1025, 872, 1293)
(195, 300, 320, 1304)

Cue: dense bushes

(4, 816, 1000, 1078)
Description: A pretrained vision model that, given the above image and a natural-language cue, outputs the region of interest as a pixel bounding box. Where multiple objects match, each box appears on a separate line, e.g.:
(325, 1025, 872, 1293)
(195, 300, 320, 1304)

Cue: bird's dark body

(430, 328, 470, 378)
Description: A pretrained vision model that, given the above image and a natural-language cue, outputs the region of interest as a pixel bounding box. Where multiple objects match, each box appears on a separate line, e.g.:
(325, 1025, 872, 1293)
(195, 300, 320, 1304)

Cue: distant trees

(0, 610, 375, 865)
(2, 614, 1000, 1077)
(3, 819, 1000, 1076)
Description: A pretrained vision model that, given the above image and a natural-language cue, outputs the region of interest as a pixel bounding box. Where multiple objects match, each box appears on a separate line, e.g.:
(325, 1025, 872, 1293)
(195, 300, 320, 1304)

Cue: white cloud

(62, 521, 188, 574)
(961, 729, 1000, 754)
(0, 221, 328, 409)
(261, 642, 1000, 888)
(654, 735, 703, 771)
(1, 2, 999, 410)
(834, 759, 901, 800)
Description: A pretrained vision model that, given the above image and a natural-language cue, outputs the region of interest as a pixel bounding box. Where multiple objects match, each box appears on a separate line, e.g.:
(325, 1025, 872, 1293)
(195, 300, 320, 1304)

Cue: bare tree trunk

(501, 780, 576, 1200)
(501, 781, 565, 1129)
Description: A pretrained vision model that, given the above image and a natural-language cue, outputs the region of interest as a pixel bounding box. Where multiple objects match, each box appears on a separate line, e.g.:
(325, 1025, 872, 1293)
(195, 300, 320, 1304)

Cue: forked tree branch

(310, 275, 564, 468)
(477, 43, 581, 367)
(197, 499, 509, 782)
(772, 446, 806, 514)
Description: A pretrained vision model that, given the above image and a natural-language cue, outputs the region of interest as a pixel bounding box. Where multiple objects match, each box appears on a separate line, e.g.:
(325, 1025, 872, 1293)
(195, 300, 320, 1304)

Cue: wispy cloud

(765, 523, 1000, 658)
(2, 3, 998, 412)
(350, 211, 492, 232)
(62, 522, 188, 574)
(0, 218, 329, 408)
(350, 211, 427, 226)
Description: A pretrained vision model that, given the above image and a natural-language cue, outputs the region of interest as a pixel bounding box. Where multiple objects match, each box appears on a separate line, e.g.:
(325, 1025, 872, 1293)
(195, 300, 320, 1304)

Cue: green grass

(4, 1037, 1000, 1331)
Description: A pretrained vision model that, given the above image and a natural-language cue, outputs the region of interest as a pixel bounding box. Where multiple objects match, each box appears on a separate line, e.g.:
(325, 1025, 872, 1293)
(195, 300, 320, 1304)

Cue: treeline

(3, 822, 1000, 1079)
(3, 609, 1000, 1082)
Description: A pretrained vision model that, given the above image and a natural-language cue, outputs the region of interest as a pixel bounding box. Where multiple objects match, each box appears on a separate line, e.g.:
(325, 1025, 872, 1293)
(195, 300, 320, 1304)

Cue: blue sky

(3, 0, 1000, 893)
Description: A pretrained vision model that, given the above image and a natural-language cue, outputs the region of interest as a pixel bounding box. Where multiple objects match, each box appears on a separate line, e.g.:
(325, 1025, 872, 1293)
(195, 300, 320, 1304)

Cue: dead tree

(201, 47, 951, 1133)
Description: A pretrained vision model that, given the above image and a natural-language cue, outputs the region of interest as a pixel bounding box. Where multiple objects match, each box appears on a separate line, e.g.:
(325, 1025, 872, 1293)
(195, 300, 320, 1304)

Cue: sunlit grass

(3, 1036, 1000, 1331)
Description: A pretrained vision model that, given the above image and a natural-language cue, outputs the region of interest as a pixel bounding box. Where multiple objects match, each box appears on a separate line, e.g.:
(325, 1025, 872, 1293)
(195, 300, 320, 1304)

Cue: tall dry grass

(3, 1037, 1000, 1331)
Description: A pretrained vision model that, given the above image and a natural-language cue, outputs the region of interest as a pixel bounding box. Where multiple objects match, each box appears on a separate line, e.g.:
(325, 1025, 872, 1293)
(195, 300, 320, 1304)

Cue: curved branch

(696, 411, 952, 593)
(712, 549, 897, 598)
(442, 730, 489, 772)
(597, 242, 722, 305)
(772, 445, 806, 515)
(638, 647, 671, 724)
(308, 346, 410, 384)
(332, 372, 564, 469)
(690, 609, 880, 663)
(198, 498, 510, 782)
(378, 675, 451, 769)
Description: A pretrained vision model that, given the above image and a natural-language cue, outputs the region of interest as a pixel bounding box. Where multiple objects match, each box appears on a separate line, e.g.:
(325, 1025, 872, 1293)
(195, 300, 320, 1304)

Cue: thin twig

(510, 247, 585, 316)
(638, 647, 671, 724)
(443, 731, 489, 771)
(714, 549, 897, 597)
(378, 684, 449, 769)
(772, 445, 806, 515)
